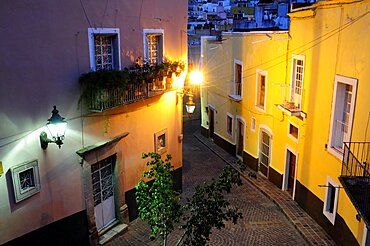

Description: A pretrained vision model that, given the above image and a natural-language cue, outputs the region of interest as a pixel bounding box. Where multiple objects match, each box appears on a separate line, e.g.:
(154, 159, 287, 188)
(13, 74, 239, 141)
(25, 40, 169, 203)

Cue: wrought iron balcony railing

(339, 141, 370, 229)
(228, 81, 242, 101)
(79, 60, 185, 112)
(341, 142, 370, 177)
(87, 80, 168, 112)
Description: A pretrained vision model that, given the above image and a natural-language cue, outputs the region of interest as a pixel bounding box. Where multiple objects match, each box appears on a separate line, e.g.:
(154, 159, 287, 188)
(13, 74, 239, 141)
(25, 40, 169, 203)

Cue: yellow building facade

(200, 0, 370, 244)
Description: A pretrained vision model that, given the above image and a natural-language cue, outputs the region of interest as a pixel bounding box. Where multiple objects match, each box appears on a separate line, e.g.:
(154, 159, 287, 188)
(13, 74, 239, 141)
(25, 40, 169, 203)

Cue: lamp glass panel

(186, 105, 196, 114)
(47, 122, 67, 138)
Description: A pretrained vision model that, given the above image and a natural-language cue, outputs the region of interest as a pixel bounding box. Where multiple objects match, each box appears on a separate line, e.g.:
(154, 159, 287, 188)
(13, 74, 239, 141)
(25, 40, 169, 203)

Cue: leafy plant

(178, 165, 243, 246)
(136, 153, 245, 246)
(248, 171, 257, 179)
(78, 60, 185, 109)
(136, 153, 182, 245)
(78, 69, 130, 108)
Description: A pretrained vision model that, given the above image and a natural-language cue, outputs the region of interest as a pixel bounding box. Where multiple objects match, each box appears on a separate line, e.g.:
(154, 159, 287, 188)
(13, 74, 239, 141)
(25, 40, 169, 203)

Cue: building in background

(0, 1, 187, 245)
(200, 0, 370, 244)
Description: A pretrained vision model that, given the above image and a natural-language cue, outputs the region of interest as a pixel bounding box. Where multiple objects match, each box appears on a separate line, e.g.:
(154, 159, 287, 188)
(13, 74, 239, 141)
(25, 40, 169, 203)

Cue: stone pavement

(194, 130, 336, 246)
(107, 120, 335, 245)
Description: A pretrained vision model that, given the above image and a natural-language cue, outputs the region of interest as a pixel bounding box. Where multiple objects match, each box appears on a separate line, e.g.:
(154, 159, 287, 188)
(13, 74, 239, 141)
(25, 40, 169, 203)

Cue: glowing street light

(188, 70, 204, 85)
(185, 70, 203, 118)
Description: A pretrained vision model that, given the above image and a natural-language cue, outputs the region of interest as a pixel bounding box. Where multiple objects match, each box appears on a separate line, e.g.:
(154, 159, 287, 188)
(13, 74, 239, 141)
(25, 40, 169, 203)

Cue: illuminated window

(256, 70, 267, 110)
(229, 60, 243, 100)
(155, 128, 168, 154)
(235, 63, 242, 97)
(144, 29, 164, 65)
(328, 75, 357, 157)
(291, 55, 305, 109)
(323, 176, 339, 225)
(94, 35, 114, 70)
(88, 28, 121, 71)
(11, 160, 41, 203)
(226, 113, 233, 136)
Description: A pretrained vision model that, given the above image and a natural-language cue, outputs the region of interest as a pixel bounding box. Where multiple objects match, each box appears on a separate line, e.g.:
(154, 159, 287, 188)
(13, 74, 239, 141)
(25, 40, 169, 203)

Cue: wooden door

(209, 108, 215, 138)
(288, 151, 296, 194)
(236, 120, 244, 158)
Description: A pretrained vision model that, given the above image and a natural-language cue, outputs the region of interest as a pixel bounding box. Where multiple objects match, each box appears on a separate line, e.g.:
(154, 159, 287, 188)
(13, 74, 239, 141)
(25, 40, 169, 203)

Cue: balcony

(339, 142, 370, 228)
(277, 102, 307, 118)
(85, 81, 167, 112)
(79, 61, 184, 112)
(228, 81, 242, 101)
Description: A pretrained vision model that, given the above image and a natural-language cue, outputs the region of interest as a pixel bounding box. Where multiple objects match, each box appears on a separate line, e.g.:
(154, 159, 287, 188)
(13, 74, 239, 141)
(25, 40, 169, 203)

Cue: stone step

(99, 223, 128, 245)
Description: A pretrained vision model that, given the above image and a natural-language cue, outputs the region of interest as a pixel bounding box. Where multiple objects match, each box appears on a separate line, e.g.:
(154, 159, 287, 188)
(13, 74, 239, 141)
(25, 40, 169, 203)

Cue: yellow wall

(201, 0, 369, 243)
(289, 0, 370, 241)
(83, 89, 183, 196)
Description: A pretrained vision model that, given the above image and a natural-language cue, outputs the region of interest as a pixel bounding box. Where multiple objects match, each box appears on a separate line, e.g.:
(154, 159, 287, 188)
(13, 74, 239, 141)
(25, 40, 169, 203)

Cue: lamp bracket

(40, 131, 64, 149)
(40, 131, 51, 150)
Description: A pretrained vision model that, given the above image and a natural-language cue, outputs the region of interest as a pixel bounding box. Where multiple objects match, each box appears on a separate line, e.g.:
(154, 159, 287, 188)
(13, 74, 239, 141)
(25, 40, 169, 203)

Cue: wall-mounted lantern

(40, 106, 67, 149)
(185, 93, 196, 117)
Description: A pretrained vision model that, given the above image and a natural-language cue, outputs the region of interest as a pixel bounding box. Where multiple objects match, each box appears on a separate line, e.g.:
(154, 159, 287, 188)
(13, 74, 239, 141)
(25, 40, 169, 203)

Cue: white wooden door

(92, 156, 116, 231)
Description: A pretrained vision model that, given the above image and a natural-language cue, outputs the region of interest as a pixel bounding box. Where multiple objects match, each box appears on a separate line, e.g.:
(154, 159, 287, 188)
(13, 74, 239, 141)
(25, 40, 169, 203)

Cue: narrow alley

(107, 120, 313, 245)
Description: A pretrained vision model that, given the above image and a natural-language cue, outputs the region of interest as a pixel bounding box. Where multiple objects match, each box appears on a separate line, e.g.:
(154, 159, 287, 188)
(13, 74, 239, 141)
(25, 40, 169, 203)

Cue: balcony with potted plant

(79, 60, 185, 112)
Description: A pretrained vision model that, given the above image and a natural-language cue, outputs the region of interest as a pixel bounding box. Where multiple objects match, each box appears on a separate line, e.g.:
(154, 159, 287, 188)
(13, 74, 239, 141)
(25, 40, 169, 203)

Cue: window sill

(288, 134, 299, 143)
(277, 103, 307, 118)
(228, 94, 242, 101)
(255, 105, 266, 112)
(327, 146, 344, 161)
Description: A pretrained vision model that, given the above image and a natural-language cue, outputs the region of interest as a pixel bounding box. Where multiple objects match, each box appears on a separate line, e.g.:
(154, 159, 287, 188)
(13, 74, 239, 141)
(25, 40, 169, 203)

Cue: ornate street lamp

(185, 93, 196, 118)
(40, 106, 67, 149)
(183, 70, 203, 118)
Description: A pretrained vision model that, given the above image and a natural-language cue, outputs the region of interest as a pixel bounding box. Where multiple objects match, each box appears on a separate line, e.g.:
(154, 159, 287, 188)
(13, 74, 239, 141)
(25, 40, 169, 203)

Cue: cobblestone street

(106, 120, 313, 245)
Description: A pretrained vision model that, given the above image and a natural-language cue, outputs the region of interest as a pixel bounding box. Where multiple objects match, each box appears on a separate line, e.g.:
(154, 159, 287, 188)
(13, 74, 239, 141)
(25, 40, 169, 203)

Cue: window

(88, 28, 121, 71)
(328, 75, 357, 157)
(288, 123, 299, 140)
(11, 160, 41, 203)
(155, 128, 168, 154)
(229, 60, 243, 100)
(256, 70, 267, 110)
(291, 55, 305, 108)
(323, 176, 339, 225)
(251, 117, 256, 132)
(226, 113, 233, 136)
(144, 29, 164, 65)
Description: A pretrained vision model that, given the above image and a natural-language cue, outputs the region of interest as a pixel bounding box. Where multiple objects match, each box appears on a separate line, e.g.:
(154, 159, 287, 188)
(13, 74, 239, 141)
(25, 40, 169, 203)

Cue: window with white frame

(88, 28, 121, 71)
(226, 113, 233, 136)
(11, 160, 41, 203)
(323, 176, 339, 225)
(291, 55, 305, 108)
(328, 75, 357, 156)
(288, 123, 299, 140)
(230, 60, 243, 100)
(256, 70, 267, 110)
(144, 29, 164, 65)
(251, 117, 256, 132)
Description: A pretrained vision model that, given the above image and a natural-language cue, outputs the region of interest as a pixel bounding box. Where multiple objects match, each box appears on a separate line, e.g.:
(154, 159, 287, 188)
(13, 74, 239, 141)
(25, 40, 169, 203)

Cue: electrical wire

(1, 7, 368, 148)
(101, 0, 109, 28)
(203, 9, 369, 82)
(79, 0, 93, 28)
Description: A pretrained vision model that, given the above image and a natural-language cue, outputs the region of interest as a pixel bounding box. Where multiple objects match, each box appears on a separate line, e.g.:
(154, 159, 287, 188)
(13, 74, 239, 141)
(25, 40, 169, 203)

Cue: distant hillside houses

(188, 0, 316, 35)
